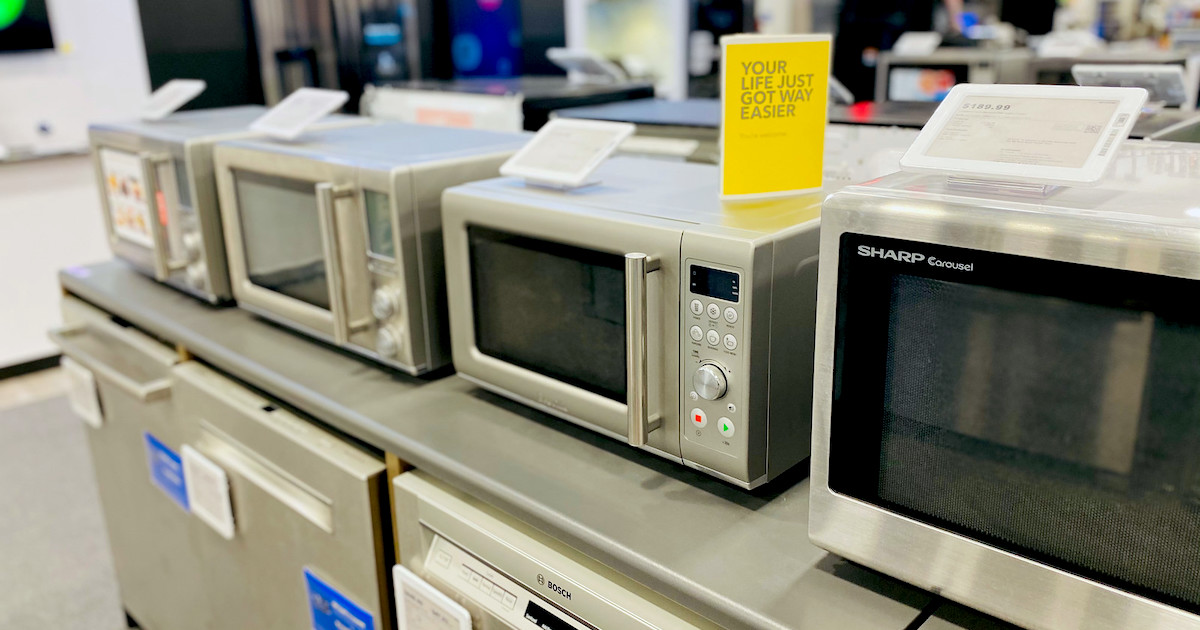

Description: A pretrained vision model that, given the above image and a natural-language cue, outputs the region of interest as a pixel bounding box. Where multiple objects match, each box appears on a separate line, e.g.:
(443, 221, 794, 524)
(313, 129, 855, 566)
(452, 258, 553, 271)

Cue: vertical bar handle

(140, 152, 182, 281)
(316, 182, 356, 345)
(626, 253, 662, 447)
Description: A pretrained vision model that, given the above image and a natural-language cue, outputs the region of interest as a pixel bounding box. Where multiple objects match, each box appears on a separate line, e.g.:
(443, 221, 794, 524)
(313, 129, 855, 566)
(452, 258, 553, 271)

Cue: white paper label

(141, 79, 207, 121)
(394, 565, 471, 630)
(62, 357, 102, 428)
(99, 148, 155, 247)
(500, 119, 634, 189)
(250, 88, 349, 140)
(926, 96, 1122, 168)
(182, 445, 235, 540)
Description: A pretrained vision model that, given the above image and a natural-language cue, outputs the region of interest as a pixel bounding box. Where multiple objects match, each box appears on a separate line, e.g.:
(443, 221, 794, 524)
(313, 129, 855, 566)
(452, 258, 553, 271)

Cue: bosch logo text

(857, 245, 973, 271)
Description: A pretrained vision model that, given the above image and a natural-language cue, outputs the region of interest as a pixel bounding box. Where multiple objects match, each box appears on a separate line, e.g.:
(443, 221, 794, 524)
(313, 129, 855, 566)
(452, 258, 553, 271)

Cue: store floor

(0, 368, 125, 629)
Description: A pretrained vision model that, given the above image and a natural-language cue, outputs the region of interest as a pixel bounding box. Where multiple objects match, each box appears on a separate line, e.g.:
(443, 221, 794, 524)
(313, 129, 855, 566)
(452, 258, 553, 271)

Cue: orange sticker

(416, 108, 475, 128)
(156, 190, 168, 225)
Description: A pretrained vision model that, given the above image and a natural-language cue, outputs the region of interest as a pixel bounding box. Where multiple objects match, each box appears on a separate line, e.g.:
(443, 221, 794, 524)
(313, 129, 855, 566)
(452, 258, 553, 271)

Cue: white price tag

(500, 118, 634, 189)
(181, 445, 235, 540)
(393, 565, 471, 630)
(892, 31, 942, 57)
(250, 88, 349, 140)
(901, 84, 1148, 185)
(62, 357, 102, 428)
(141, 79, 207, 121)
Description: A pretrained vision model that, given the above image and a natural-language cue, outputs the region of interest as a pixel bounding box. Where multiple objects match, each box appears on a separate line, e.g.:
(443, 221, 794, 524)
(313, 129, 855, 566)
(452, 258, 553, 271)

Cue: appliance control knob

(693, 363, 728, 401)
(182, 231, 203, 262)
(372, 287, 401, 321)
(186, 263, 207, 290)
(376, 325, 404, 358)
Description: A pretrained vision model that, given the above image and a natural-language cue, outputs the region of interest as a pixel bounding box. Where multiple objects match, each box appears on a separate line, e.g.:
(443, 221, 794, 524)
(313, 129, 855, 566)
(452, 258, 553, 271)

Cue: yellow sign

(720, 34, 831, 199)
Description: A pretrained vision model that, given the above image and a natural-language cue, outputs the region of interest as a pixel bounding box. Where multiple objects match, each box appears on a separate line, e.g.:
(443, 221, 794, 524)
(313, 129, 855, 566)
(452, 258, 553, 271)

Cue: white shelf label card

(62, 357, 102, 428)
(900, 84, 1149, 186)
(500, 118, 634, 189)
(141, 79, 207, 121)
(394, 565, 472, 630)
(250, 88, 349, 141)
(182, 445, 235, 540)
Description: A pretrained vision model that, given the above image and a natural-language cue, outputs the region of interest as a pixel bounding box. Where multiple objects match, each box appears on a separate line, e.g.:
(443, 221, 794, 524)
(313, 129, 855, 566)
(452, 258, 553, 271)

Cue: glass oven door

(97, 145, 188, 281)
(445, 200, 684, 456)
(830, 232, 1200, 617)
(227, 167, 371, 344)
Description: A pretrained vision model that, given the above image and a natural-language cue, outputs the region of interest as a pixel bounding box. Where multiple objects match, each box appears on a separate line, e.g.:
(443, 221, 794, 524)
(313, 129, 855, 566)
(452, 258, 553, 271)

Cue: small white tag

(62, 357, 102, 428)
(393, 565, 471, 630)
(141, 79, 207, 121)
(500, 118, 634, 189)
(182, 445, 235, 540)
(250, 88, 349, 141)
(900, 84, 1149, 186)
(892, 31, 942, 57)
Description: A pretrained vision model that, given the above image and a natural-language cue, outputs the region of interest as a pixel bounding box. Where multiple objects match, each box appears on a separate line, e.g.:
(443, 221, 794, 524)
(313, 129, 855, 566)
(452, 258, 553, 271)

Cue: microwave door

(317, 183, 374, 347)
(99, 148, 184, 281)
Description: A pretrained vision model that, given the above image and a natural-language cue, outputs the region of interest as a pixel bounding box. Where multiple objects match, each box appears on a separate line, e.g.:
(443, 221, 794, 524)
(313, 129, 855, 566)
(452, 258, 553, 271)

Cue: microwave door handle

(626, 253, 663, 447)
(317, 182, 357, 345)
(140, 152, 185, 281)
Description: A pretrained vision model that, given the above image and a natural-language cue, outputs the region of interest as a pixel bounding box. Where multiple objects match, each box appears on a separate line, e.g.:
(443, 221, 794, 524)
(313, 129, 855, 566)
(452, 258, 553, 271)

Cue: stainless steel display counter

(60, 260, 964, 630)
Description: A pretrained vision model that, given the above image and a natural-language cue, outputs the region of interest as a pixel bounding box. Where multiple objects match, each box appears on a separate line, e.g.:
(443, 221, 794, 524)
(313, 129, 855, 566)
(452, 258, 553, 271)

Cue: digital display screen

(523, 601, 575, 630)
(1, 0, 54, 52)
(887, 66, 964, 102)
(690, 265, 739, 302)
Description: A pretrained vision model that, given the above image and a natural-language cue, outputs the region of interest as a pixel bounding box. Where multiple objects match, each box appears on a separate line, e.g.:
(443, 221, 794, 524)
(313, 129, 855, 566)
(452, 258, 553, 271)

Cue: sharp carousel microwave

(215, 122, 528, 374)
(442, 158, 824, 488)
(391, 471, 719, 629)
(88, 106, 363, 303)
(810, 142, 1200, 630)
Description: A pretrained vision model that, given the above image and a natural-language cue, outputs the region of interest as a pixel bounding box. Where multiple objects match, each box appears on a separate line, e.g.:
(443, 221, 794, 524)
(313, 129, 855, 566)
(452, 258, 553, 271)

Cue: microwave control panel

(681, 260, 746, 461)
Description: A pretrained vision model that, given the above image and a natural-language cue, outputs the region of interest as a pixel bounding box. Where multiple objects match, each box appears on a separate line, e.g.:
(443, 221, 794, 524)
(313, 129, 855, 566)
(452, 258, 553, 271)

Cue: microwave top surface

(217, 121, 529, 172)
(450, 157, 827, 237)
(831, 141, 1200, 226)
(89, 106, 363, 145)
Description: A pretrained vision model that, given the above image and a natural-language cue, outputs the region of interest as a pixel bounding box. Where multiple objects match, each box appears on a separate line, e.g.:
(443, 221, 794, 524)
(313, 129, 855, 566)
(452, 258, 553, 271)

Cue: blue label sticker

(144, 432, 189, 511)
(305, 568, 374, 630)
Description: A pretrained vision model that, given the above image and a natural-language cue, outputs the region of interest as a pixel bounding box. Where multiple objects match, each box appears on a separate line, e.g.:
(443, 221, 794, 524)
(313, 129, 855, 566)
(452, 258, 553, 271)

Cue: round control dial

(182, 232, 203, 262)
(371, 287, 402, 321)
(376, 325, 404, 358)
(692, 363, 728, 401)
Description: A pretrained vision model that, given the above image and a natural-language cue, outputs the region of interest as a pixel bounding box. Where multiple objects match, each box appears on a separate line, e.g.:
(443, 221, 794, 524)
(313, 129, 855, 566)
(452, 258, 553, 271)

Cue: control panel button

(727, 403, 736, 413)
(706, 303, 721, 319)
(724, 307, 738, 323)
(186, 263, 208, 289)
(459, 566, 471, 580)
(690, 299, 703, 315)
(182, 232, 203, 262)
(377, 326, 403, 358)
(435, 550, 452, 568)
(468, 573, 482, 588)
(689, 408, 708, 428)
(503, 593, 517, 609)
(480, 579, 493, 593)
(718, 417, 736, 438)
(723, 334, 738, 351)
(706, 329, 720, 346)
(489, 585, 504, 602)
(372, 287, 401, 321)
(689, 325, 703, 342)
(693, 364, 728, 401)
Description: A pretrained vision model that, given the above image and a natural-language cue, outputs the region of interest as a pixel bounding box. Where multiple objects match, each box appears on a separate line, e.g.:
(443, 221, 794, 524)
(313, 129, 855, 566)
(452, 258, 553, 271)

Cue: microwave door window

(468, 226, 627, 403)
(234, 171, 331, 310)
(831, 239, 1200, 615)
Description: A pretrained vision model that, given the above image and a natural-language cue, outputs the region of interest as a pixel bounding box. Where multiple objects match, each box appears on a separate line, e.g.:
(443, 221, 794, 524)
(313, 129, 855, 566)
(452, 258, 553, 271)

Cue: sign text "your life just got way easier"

(738, 60, 817, 120)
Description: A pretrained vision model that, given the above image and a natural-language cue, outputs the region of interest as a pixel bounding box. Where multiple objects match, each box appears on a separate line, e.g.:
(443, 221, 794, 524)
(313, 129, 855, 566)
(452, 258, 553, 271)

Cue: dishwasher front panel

(172, 362, 392, 629)
(392, 472, 721, 630)
(52, 296, 211, 630)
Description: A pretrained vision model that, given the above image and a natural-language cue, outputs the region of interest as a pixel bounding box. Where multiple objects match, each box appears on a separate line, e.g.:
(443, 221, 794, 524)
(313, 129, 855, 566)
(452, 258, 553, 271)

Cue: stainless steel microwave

(811, 142, 1200, 630)
(215, 122, 528, 374)
(392, 471, 718, 629)
(443, 158, 824, 488)
(88, 106, 363, 303)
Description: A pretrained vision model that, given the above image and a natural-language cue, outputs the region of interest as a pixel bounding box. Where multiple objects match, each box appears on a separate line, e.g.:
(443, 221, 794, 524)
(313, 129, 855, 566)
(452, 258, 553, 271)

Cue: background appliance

(87, 106, 363, 304)
(393, 471, 721, 629)
(0, 0, 53, 51)
(441, 158, 822, 488)
(215, 122, 528, 374)
(811, 141, 1200, 630)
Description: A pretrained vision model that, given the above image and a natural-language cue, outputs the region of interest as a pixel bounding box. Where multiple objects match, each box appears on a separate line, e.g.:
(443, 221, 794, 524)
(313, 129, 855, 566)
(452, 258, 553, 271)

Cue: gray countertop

(60, 261, 939, 630)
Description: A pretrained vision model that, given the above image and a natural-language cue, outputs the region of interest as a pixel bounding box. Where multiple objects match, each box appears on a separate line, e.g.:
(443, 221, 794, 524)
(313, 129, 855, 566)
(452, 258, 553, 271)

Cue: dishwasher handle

(49, 326, 172, 403)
